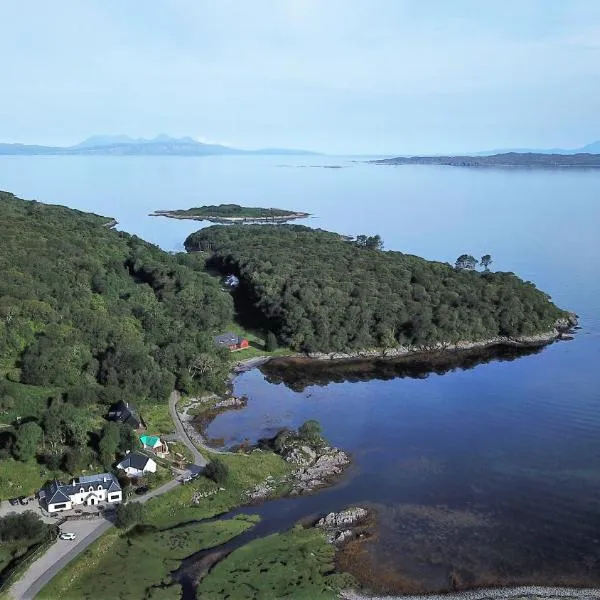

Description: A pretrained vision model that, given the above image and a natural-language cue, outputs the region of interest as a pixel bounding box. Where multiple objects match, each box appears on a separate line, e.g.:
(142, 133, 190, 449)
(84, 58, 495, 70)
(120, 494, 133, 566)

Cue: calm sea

(1, 155, 600, 591)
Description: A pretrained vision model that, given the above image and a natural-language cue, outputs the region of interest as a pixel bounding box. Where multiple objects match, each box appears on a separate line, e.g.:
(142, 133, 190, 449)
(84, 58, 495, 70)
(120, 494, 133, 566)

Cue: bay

(1, 155, 600, 591)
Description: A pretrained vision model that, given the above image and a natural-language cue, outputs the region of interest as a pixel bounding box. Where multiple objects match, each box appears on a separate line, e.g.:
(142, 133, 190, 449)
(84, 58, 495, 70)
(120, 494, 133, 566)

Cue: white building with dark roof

(41, 473, 122, 513)
(116, 452, 157, 478)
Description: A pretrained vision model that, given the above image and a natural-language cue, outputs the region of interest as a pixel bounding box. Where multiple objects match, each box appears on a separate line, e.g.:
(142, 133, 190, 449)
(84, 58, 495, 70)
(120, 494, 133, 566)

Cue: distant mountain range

(0, 135, 319, 156)
(476, 140, 600, 155)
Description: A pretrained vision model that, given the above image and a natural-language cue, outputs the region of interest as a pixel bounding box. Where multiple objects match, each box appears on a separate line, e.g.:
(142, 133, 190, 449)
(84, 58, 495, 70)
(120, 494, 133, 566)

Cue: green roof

(140, 435, 160, 447)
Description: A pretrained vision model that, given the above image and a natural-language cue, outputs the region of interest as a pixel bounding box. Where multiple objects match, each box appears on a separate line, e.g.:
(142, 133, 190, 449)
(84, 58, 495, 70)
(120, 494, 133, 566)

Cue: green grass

(0, 459, 49, 500)
(195, 525, 354, 599)
(141, 403, 175, 435)
(0, 380, 57, 424)
(144, 449, 292, 528)
(225, 323, 292, 361)
(38, 517, 258, 600)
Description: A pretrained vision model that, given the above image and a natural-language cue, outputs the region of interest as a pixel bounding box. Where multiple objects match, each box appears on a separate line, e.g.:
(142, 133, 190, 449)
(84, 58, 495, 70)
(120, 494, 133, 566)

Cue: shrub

(115, 502, 144, 529)
(204, 459, 229, 485)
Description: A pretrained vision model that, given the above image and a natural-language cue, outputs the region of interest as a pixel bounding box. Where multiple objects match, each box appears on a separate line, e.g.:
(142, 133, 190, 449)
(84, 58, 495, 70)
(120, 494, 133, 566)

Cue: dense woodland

(0, 191, 233, 485)
(186, 225, 567, 353)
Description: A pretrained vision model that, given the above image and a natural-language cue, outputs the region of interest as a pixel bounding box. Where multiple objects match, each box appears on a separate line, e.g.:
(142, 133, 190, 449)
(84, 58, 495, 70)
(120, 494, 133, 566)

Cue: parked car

(182, 475, 193, 484)
(8, 498, 20, 506)
(135, 486, 149, 496)
(59, 532, 76, 540)
(18, 496, 29, 505)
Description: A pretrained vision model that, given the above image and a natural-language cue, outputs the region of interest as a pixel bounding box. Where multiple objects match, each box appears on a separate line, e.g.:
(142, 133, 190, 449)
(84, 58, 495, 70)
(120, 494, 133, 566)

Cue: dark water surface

(1, 156, 599, 591)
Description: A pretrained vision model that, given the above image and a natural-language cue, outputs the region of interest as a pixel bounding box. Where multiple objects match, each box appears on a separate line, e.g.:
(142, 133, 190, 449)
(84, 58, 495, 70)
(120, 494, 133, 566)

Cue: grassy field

(141, 403, 175, 434)
(38, 516, 259, 600)
(38, 449, 294, 599)
(195, 525, 354, 599)
(0, 459, 49, 500)
(144, 449, 292, 528)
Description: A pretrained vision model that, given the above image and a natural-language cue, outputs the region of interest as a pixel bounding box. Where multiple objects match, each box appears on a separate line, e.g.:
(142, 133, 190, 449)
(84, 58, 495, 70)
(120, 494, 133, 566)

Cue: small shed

(214, 333, 249, 352)
(140, 435, 169, 458)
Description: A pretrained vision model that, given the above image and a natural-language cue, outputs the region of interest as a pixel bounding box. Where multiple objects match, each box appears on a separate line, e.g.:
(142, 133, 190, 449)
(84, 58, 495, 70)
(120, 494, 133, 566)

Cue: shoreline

(341, 586, 600, 600)
(149, 210, 310, 224)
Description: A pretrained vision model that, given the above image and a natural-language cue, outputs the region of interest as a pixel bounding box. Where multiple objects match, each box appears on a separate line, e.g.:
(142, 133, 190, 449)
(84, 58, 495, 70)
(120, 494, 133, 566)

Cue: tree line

(186, 225, 567, 353)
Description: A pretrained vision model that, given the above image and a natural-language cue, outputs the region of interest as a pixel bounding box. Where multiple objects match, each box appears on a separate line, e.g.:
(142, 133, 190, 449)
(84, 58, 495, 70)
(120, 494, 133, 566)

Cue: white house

(116, 452, 157, 478)
(41, 473, 122, 513)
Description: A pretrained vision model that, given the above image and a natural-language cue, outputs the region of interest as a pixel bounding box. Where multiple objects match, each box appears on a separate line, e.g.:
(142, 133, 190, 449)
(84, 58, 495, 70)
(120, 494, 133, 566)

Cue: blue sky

(1, 0, 599, 154)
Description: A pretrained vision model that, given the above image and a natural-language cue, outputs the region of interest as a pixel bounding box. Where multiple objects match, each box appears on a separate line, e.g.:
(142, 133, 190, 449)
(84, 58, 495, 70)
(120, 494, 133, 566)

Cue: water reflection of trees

(261, 344, 546, 392)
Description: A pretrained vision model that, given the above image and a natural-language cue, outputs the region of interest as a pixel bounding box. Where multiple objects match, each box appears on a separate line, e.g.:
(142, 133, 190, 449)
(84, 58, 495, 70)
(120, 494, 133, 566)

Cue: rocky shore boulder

(316, 507, 369, 544)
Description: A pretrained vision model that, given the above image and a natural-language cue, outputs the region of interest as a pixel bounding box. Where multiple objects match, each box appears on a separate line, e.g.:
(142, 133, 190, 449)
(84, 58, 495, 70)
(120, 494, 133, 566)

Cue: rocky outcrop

(289, 446, 350, 495)
(244, 478, 276, 501)
(214, 396, 247, 410)
(316, 507, 369, 544)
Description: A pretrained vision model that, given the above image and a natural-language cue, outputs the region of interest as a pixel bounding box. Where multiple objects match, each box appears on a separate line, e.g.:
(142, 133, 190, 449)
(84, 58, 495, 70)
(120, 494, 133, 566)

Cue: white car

(59, 532, 76, 540)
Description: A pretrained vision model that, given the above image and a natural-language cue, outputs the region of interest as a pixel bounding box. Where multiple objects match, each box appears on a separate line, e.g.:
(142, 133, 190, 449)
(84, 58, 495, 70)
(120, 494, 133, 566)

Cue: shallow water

(1, 155, 599, 591)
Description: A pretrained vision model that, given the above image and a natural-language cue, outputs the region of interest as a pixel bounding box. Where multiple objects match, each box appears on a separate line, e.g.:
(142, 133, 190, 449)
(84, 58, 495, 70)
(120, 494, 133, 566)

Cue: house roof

(46, 482, 71, 505)
(117, 452, 154, 471)
(108, 401, 142, 428)
(140, 435, 161, 448)
(215, 333, 243, 346)
(43, 473, 121, 503)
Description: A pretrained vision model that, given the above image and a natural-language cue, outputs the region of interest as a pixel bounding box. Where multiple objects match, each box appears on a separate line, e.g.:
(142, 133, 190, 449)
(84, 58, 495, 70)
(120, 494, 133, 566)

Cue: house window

(97, 485, 103, 491)
(88, 486, 93, 492)
(79, 487, 84, 494)
(109, 493, 120, 501)
(53, 503, 67, 509)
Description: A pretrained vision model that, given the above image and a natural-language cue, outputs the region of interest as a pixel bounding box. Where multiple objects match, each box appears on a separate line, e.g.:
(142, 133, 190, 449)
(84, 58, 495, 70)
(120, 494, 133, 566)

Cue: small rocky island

(150, 203, 310, 224)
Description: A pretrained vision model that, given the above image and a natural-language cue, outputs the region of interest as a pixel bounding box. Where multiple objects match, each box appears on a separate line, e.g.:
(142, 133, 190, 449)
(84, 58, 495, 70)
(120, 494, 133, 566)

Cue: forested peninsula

(151, 203, 309, 223)
(185, 225, 573, 355)
(0, 191, 233, 493)
(373, 152, 600, 168)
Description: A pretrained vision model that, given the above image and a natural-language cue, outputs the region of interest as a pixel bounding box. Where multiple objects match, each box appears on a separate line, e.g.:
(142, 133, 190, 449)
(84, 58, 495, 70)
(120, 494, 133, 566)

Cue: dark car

(135, 486, 149, 496)
(9, 498, 20, 506)
(18, 496, 29, 505)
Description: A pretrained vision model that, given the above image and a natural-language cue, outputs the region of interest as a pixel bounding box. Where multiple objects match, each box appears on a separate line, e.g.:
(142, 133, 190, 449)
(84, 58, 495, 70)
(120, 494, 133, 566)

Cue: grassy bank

(144, 449, 292, 528)
(38, 449, 293, 598)
(38, 516, 258, 600)
(196, 525, 354, 599)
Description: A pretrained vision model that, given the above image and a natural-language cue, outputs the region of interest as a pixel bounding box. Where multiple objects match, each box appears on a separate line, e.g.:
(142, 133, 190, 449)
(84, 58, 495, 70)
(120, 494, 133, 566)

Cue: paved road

(9, 475, 186, 600)
(168, 390, 208, 468)
(9, 397, 211, 600)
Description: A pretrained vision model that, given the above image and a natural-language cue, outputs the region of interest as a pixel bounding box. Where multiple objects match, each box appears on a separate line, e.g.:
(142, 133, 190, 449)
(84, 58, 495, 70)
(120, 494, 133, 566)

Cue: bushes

(204, 458, 229, 485)
(0, 512, 49, 543)
(115, 502, 144, 529)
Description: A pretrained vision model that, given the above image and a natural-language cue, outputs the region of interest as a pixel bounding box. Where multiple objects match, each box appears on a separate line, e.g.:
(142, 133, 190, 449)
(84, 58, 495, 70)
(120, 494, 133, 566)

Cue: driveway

(9, 476, 186, 600)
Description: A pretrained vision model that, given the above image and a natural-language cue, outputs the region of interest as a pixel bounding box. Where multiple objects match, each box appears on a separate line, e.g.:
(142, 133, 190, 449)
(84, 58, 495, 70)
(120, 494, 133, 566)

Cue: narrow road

(168, 390, 208, 467)
(10, 394, 208, 600)
(9, 475, 185, 600)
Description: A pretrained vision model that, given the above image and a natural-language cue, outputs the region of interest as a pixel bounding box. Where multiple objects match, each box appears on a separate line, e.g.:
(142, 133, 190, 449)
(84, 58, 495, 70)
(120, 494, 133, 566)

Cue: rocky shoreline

(340, 587, 600, 600)
(316, 507, 370, 545)
(303, 315, 577, 362)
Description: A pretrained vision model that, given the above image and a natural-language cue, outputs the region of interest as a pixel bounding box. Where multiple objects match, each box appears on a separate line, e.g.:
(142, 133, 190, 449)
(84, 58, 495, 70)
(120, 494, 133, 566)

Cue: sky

(1, 0, 600, 154)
